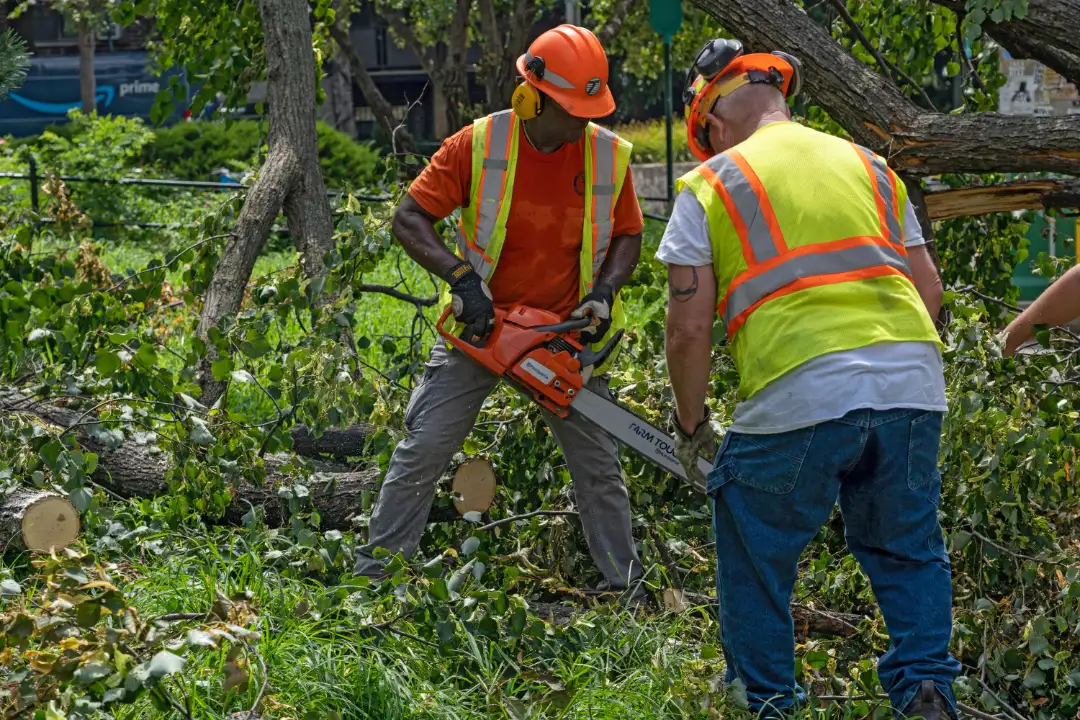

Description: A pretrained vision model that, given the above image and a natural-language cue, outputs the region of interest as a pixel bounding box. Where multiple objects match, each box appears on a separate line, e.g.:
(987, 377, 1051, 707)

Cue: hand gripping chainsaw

(437, 305, 713, 492)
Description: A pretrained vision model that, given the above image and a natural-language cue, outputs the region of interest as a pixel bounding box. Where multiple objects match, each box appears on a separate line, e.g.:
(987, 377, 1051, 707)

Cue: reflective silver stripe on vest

(705, 153, 780, 264)
(590, 126, 619, 282)
(524, 52, 576, 89)
(722, 243, 912, 328)
(855, 146, 902, 247)
(456, 111, 515, 278)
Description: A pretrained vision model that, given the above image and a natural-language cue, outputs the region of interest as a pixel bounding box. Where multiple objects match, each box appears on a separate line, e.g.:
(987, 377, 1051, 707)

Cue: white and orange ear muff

(683, 39, 803, 162)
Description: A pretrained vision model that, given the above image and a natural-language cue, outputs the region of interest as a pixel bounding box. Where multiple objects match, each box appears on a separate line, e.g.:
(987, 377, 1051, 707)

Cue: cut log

(925, 179, 1080, 221)
(452, 458, 497, 516)
(290, 423, 374, 459)
(691, 0, 1080, 177)
(0, 392, 377, 530)
(1, 491, 80, 552)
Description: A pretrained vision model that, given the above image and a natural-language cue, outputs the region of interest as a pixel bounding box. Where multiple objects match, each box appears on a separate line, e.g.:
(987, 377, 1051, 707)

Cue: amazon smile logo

(9, 86, 116, 115)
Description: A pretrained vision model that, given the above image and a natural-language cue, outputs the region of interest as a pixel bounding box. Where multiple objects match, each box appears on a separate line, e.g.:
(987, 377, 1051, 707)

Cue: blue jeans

(708, 408, 960, 718)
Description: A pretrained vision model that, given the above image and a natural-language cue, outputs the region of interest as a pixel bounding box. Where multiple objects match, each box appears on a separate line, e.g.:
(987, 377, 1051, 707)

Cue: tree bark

(324, 55, 357, 137)
(925, 179, 1080, 221)
(0, 491, 79, 553)
(690, 0, 1080, 177)
(476, 0, 535, 115)
(196, 0, 334, 405)
(289, 423, 374, 459)
(930, 0, 1080, 87)
(595, 0, 644, 47)
(328, 23, 417, 155)
(0, 393, 377, 531)
(77, 20, 96, 114)
(382, 0, 472, 136)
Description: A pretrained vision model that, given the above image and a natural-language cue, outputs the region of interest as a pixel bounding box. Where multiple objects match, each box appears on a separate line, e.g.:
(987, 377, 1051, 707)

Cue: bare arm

(1003, 264, 1080, 356)
(596, 233, 642, 294)
(908, 244, 943, 321)
(665, 264, 718, 434)
(391, 194, 462, 279)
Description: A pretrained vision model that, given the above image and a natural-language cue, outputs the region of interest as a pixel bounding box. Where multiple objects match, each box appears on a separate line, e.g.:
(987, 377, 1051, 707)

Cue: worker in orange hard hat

(355, 25, 648, 603)
(662, 38, 957, 720)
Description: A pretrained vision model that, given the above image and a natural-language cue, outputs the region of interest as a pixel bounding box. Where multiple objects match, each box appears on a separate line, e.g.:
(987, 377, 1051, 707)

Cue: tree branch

(596, 0, 644, 47)
(826, 0, 938, 111)
(690, 0, 1080, 176)
(475, 510, 580, 533)
(356, 284, 437, 306)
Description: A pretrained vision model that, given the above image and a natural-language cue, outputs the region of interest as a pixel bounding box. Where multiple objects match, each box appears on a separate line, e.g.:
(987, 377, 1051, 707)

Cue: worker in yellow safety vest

(660, 39, 961, 719)
(354, 25, 647, 600)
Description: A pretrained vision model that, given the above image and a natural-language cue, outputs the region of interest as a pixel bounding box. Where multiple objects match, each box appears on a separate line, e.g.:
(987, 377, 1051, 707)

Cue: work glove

(673, 407, 718, 489)
(571, 282, 614, 341)
(445, 261, 495, 347)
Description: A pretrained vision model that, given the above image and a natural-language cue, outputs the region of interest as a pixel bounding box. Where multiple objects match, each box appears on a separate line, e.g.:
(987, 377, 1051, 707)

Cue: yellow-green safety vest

(439, 110, 634, 374)
(676, 121, 941, 400)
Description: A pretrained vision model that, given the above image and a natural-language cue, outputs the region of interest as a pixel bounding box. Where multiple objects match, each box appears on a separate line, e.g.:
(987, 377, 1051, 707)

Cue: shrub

(145, 120, 383, 188)
(612, 117, 693, 164)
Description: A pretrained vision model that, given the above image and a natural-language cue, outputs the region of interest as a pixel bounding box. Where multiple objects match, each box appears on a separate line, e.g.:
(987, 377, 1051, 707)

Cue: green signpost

(649, 0, 683, 202)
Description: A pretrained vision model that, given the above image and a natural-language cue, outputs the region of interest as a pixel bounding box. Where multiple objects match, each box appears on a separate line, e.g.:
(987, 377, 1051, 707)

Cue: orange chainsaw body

(437, 305, 585, 417)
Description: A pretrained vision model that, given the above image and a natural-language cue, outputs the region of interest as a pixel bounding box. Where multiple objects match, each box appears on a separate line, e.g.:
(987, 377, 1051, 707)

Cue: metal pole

(28, 155, 39, 213)
(663, 35, 674, 203)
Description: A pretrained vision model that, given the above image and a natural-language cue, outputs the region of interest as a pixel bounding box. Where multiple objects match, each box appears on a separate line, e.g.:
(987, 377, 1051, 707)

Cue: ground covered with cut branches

(2, 113, 1080, 720)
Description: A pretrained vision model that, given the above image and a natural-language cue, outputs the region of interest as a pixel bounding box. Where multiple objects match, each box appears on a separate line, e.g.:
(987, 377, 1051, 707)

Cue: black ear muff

(695, 38, 744, 79)
(525, 54, 546, 81)
(770, 51, 803, 98)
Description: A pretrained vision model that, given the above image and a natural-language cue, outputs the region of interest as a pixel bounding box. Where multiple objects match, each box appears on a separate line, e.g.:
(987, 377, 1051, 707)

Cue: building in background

(998, 50, 1080, 302)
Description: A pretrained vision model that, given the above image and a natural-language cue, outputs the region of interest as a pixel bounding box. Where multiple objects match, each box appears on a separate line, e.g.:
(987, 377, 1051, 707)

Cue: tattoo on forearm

(669, 267, 699, 303)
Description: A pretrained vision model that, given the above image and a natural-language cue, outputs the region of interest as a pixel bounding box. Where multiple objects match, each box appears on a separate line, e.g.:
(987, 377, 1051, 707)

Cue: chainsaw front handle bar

(531, 316, 593, 334)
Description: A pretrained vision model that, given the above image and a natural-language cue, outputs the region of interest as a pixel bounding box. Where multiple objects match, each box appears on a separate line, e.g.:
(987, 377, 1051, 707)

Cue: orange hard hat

(515, 24, 615, 119)
(683, 39, 802, 161)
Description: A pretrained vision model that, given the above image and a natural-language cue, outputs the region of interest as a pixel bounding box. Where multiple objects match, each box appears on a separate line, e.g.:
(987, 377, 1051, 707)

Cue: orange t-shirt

(407, 123, 644, 319)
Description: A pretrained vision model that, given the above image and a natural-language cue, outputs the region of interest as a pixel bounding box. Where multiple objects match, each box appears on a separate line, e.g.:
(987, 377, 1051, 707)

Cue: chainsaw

(436, 305, 713, 492)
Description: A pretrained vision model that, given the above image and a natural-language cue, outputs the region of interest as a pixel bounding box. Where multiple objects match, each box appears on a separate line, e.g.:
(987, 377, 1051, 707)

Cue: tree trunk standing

(0, 491, 79, 553)
(77, 20, 96, 114)
(196, 0, 334, 405)
(930, 0, 1080, 86)
(382, 0, 471, 138)
(476, 0, 535, 116)
(689, 0, 1080, 178)
(324, 55, 358, 137)
(328, 24, 417, 155)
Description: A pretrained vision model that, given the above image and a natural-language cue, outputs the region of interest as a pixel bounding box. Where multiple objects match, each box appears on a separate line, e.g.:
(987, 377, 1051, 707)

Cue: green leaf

(70, 487, 93, 512)
(147, 650, 185, 677)
(0, 579, 21, 596)
(186, 629, 217, 647)
(461, 536, 480, 556)
(64, 568, 89, 584)
(231, 369, 255, 384)
(189, 418, 214, 446)
(211, 357, 234, 381)
(1022, 667, 1046, 688)
(431, 578, 450, 601)
(949, 530, 971, 552)
(74, 662, 111, 684)
(76, 600, 102, 628)
(1029, 634, 1049, 655)
(133, 343, 157, 370)
(805, 650, 830, 669)
(96, 350, 122, 377)
(84, 453, 98, 474)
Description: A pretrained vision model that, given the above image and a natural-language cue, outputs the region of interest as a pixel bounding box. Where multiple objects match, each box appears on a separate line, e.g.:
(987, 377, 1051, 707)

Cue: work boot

(899, 680, 952, 720)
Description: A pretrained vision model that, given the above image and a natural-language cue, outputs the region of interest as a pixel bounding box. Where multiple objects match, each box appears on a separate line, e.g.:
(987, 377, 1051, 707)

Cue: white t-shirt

(657, 189, 947, 435)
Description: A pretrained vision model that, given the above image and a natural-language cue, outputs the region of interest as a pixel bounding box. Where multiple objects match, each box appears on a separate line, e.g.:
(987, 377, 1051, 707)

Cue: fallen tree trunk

(691, 0, 1080, 177)
(0, 393, 376, 530)
(925, 179, 1080, 221)
(289, 423, 374, 459)
(0, 491, 80, 553)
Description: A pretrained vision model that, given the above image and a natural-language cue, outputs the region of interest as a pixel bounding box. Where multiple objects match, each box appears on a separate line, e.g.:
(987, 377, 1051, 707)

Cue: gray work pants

(354, 339, 642, 588)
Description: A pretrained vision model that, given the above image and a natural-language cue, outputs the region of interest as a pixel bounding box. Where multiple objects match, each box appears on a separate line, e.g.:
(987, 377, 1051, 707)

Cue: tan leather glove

(673, 407, 718, 489)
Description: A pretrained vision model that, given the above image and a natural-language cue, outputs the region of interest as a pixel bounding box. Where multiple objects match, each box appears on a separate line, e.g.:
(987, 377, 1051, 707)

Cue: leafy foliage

(145, 120, 384, 188)
(0, 29, 30, 102)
